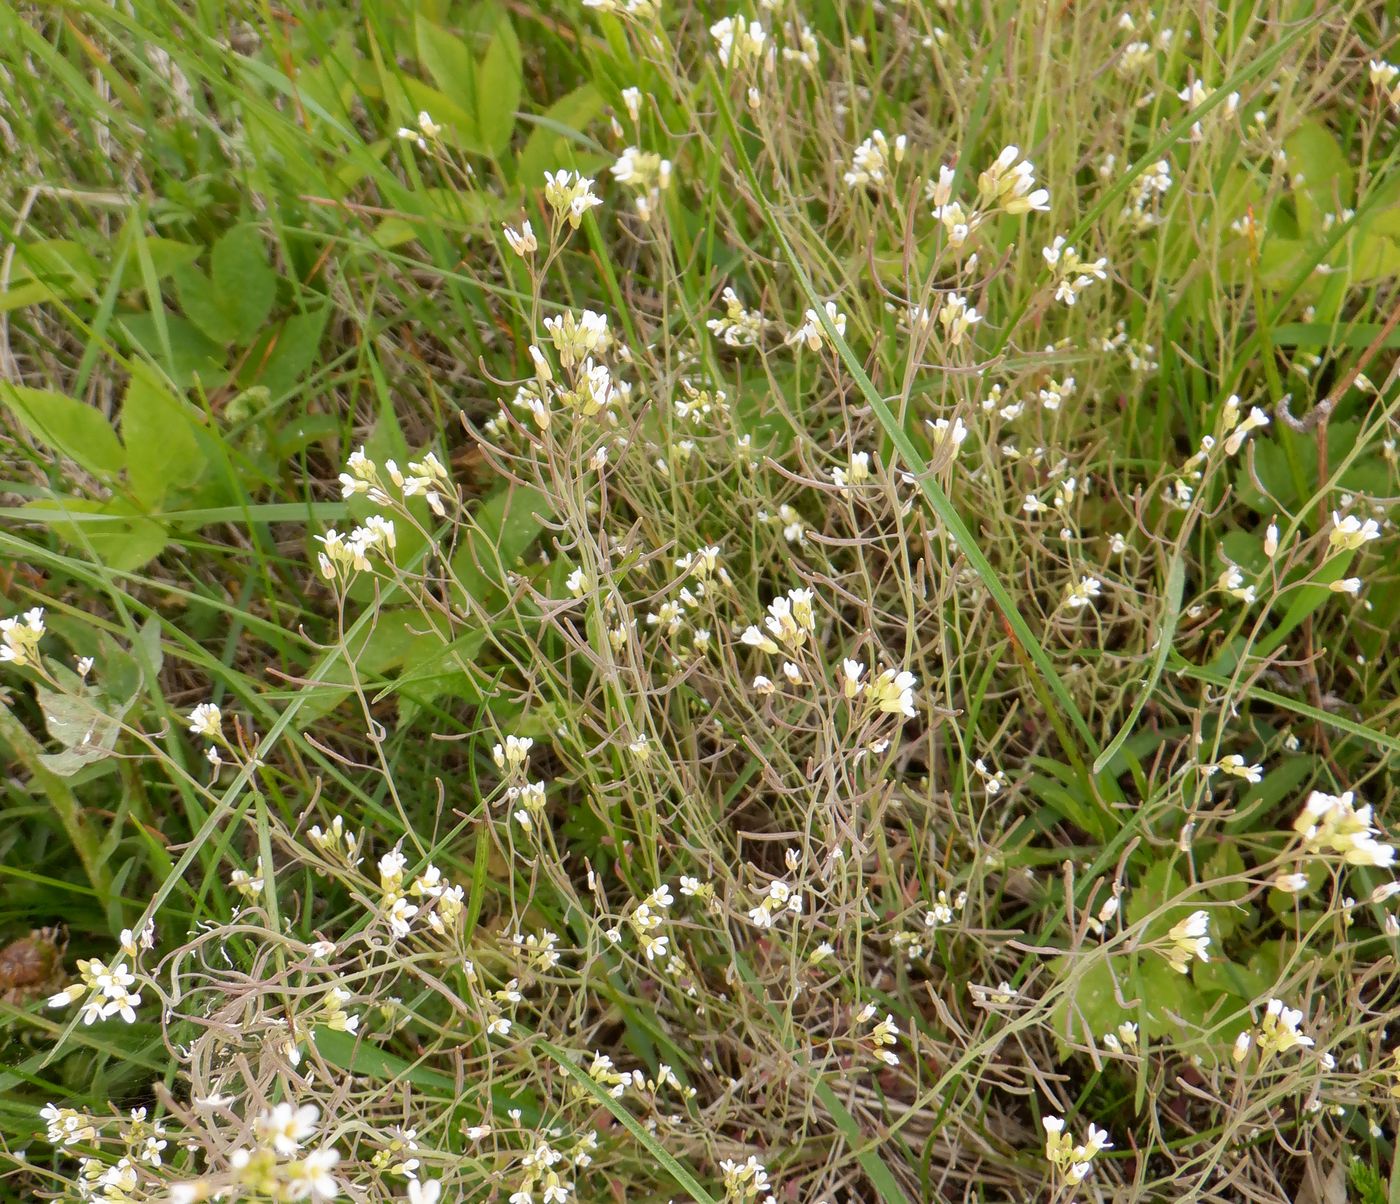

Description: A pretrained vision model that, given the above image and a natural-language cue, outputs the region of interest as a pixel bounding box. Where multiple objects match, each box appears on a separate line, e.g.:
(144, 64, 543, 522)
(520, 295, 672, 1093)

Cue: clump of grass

(2, 1, 1399, 1202)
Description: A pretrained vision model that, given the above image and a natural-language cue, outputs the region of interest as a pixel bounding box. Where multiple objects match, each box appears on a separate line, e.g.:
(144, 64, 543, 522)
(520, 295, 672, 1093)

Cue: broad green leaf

(121, 368, 206, 509)
(23, 497, 168, 571)
(244, 305, 331, 397)
(1125, 859, 1189, 939)
(115, 238, 201, 291)
(450, 484, 550, 608)
(415, 17, 474, 102)
(34, 685, 127, 776)
(118, 313, 227, 389)
(211, 224, 277, 344)
(475, 7, 522, 157)
(1284, 120, 1351, 238)
(516, 84, 605, 186)
(173, 263, 237, 345)
(2, 385, 124, 479)
(7, 239, 97, 292)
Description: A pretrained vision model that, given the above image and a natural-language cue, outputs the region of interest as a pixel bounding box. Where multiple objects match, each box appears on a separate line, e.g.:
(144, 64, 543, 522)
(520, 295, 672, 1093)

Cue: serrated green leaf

(2, 385, 125, 479)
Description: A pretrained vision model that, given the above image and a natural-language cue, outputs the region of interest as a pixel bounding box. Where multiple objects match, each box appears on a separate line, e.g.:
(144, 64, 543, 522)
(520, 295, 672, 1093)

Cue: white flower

(292, 1146, 342, 1202)
(832, 451, 871, 494)
(185, 702, 223, 738)
(786, 301, 846, 352)
(1165, 910, 1211, 972)
(408, 1180, 442, 1204)
(493, 735, 534, 771)
(256, 1103, 320, 1157)
(977, 145, 1050, 214)
(1063, 576, 1102, 610)
(1256, 998, 1314, 1058)
(1293, 789, 1395, 867)
(504, 221, 537, 257)
(937, 293, 982, 345)
(0, 607, 45, 667)
(543, 170, 603, 229)
(1328, 511, 1382, 552)
(543, 309, 610, 368)
(710, 14, 768, 69)
(844, 129, 904, 189)
(867, 667, 916, 718)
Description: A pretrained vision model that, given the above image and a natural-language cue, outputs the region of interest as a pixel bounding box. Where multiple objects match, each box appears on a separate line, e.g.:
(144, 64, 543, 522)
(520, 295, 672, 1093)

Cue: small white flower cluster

(924, 145, 1049, 251)
(395, 109, 441, 150)
(1160, 395, 1269, 511)
(843, 128, 906, 190)
(626, 883, 674, 962)
(892, 888, 968, 961)
(1371, 60, 1400, 110)
(378, 845, 466, 941)
(1177, 77, 1238, 141)
(508, 1132, 597, 1204)
(514, 928, 562, 972)
(498, 304, 634, 437)
(1163, 909, 1211, 974)
(1118, 158, 1172, 231)
(308, 814, 362, 865)
(719, 1154, 775, 1204)
(1215, 561, 1257, 606)
(1328, 510, 1382, 553)
(1042, 236, 1109, 306)
(747, 877, 802, 929)
(976, 145, 1052, 215)
(1095, 320, 1159, 373)
(936, 292, 982, 347)
(1205, 754, 1264, 784)
(315, 519, 397, 580)
(610, 145, 672, 221)
(831, 450, 871, 495)
(741, 585, 917, 723)
(49, 1105, 170, 1202)
(785, 300, 847, 352)
(1101, 1020, 1139, 1054)
(223, 1102, 344, 1203)
(543, 169, 604, 229)
(710, 14, 771, 71)
(1042, 1115, 1112, 1188)
(48, 938, 150, 1026)
(0, 605, 45, 667)
(1220, 394, 1270, 456)
(1292, 789, 1396, 868)
(1062, 575, 1103, 612)
(740, 585, 816, 654)
(640, 544, 727, 664)
(1232, 998, 1315, 1064)
(707, 286, 776, 348)
(855, 1002, 902, 1066)
(322, 445, 451, 582)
